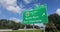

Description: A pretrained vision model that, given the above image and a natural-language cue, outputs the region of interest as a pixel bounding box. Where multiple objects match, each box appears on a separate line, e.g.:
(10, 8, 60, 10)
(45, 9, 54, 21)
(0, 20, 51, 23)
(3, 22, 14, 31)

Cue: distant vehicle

(12, 27, 19, 30)
(40, 26, 44, 30)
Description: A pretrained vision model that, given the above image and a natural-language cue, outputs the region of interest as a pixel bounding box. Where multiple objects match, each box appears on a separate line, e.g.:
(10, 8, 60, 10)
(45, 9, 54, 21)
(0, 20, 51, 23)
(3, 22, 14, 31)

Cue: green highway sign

(23, 4, 48, 24)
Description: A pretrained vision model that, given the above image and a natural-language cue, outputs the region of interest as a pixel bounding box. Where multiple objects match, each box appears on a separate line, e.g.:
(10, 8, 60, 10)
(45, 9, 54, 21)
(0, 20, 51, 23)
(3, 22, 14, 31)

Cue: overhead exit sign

(23, 4, 48, 24)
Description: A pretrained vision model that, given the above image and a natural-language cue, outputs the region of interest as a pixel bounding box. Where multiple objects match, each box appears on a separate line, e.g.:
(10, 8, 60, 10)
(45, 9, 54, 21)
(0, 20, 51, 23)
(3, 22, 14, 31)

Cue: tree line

(45, 13, 60, 32)
(0, 19, 39, 29)
(0, 13, 60, 30)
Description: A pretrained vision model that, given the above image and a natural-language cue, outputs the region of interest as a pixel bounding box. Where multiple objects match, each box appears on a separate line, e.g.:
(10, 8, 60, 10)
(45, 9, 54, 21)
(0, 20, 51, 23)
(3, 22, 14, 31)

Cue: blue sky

(0, 0, 60, 22)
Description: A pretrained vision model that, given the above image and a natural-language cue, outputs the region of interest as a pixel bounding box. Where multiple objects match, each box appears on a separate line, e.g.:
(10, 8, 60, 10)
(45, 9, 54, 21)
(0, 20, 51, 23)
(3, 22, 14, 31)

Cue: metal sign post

(44, 26, 45, 32)
(23, 4, 48, 32)
(24, 25, 26, 32)
(33, 24, 34, 32)
(43, 25, 46, 32)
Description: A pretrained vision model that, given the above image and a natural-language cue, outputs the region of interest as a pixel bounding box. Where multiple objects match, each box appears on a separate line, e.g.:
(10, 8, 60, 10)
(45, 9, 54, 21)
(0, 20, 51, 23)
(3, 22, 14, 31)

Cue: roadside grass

(4, 29, 42, 32)
(1, 29, 60, 32)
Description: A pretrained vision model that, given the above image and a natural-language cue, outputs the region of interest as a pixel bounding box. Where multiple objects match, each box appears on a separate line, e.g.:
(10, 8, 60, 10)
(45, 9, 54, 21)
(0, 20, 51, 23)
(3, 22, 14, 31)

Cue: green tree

(48, 13, 60, 30)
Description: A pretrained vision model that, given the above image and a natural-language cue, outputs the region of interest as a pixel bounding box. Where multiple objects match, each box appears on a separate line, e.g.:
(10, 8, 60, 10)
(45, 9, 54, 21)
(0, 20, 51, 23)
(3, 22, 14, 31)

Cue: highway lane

(0, 29, 38, 32)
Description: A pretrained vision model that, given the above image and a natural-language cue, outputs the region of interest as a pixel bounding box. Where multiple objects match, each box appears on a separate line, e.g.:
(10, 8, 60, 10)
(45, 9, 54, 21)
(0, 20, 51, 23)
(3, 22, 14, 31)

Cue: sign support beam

(24, 25, 26, 32)
(43, 24, 46, 32)
(33, 24, 35, 32)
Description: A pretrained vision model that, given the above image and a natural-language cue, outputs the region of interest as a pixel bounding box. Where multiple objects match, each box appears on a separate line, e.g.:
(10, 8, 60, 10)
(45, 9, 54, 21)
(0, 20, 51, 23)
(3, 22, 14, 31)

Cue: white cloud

(6, 6, 21, 13)
(24, 0, 31, 4)
(9, 17, 22, 23)
(19, 4, 24, 8)
(35, 23, 44, 27)
(0, 0, 22, 14)
(0, 0, 16, 7)
(56, 9, 60, 15)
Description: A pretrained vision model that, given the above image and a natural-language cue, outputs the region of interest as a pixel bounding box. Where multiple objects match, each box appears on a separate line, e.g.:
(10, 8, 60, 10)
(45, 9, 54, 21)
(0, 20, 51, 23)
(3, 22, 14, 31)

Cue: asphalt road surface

(0, 29, 37, 32)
